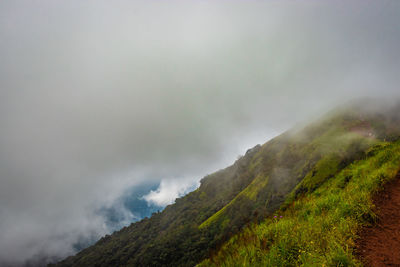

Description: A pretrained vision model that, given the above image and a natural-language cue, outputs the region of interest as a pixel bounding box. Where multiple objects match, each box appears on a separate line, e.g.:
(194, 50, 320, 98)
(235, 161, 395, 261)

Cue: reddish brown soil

(349, 121, 375, 139)
(356, 172, 400, 266)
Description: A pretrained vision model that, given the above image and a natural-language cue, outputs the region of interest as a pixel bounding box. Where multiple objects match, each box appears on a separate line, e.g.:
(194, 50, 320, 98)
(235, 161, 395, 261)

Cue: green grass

(198, 141, 400, 267)
(199, 174, 269, 230)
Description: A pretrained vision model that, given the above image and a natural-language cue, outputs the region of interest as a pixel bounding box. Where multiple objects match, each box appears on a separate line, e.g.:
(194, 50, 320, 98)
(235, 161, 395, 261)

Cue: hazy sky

(1, 0, 400, 265)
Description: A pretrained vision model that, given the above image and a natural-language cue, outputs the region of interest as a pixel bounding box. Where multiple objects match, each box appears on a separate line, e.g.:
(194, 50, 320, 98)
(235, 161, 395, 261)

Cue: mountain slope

(199, 141, 400, 266)
(54, 100, 400, 267)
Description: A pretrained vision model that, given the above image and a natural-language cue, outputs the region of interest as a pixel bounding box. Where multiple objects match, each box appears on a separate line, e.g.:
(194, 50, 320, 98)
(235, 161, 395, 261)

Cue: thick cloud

(0, 0, 399, 265)
(143, 178, 200, 207)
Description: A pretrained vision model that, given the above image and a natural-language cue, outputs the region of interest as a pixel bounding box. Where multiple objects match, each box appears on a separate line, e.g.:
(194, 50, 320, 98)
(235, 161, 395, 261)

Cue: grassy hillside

(199, 141, 400, 266)
(54, 100, 400, 267)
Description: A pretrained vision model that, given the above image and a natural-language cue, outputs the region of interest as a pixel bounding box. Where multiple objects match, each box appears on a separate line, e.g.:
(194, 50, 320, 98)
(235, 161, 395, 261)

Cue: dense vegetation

(54, 100, 400, 267)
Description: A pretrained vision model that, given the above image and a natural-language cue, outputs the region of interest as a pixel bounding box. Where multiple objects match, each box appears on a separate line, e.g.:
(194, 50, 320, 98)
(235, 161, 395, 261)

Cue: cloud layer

(0, 0, 399, 265)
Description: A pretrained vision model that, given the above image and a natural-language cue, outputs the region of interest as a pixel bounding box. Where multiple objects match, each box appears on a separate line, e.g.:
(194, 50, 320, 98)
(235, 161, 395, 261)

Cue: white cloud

(143, 178, 200, 207)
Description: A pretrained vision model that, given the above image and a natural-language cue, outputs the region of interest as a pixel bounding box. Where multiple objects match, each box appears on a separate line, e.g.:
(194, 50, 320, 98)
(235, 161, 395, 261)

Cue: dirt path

(356, 172, 400, 266)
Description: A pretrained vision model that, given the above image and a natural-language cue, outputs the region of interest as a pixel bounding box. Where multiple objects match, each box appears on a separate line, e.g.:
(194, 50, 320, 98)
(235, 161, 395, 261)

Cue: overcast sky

(1, 0, 400, 265)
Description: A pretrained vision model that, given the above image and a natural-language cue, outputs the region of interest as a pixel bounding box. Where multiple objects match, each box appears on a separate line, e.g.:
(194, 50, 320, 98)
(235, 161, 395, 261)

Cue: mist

(0, 0, 399, 265)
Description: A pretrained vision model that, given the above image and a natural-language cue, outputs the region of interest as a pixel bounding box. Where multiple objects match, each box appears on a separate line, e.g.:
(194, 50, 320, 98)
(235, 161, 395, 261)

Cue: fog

(0, 0, 399, 265)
